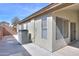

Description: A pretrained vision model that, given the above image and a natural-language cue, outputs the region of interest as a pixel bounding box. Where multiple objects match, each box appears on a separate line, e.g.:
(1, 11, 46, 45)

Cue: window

(56, 17, 69, 40)
(41, 17, 47, 39)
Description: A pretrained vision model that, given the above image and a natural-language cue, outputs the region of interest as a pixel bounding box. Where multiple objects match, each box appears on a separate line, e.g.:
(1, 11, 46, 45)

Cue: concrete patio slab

(23, 43, 52, 56)
(52, 46, 79, 56)
(52, 40, 79, 56)
(23, 40, 79, 56)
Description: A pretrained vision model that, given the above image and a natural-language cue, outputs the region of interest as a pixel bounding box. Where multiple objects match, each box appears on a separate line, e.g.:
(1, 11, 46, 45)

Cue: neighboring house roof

(19, 3, 74, 24)
(0, 21, 9, 25)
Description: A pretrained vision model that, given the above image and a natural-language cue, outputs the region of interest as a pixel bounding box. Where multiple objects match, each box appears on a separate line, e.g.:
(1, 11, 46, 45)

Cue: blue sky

(0, 3, 49, 24)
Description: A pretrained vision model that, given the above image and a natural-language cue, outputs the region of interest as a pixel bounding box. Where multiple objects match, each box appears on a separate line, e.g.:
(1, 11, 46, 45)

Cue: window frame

(41, 16, 48, 39)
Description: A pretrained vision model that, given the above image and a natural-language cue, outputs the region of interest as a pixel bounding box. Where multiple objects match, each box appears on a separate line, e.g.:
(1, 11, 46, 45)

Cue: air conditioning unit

(18, 30, 30, 44)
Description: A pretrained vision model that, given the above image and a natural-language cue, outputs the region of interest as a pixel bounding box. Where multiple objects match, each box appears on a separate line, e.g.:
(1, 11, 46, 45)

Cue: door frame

(70, 22, 76, 42)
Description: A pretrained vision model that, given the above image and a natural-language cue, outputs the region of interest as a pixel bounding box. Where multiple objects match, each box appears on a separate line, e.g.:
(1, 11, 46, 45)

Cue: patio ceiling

(65, 4, 79, 11)
(53, 4, 79, 13)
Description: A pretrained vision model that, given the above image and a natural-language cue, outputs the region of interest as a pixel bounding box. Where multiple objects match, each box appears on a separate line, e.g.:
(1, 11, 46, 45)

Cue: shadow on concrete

(68, 40, 79, 49)
(0, 35, 31, 56)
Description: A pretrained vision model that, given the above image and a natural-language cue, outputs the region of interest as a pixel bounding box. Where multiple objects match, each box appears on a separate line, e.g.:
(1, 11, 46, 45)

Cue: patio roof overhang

(18, 3, 75, 24)
(53, 4, 79, 13)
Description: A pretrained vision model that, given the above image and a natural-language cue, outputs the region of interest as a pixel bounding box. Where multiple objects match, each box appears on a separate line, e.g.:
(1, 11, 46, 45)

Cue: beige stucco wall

(18, 24, 21, 30)
(32, 14, 53, 52)
(23, 23, 27, 29)
(17, 24, 19, 32)
(27, 20, 35, 42)
(21, 23, 28, 30)
(17, 23, 26, 32)
(52, 10, 79, 52)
